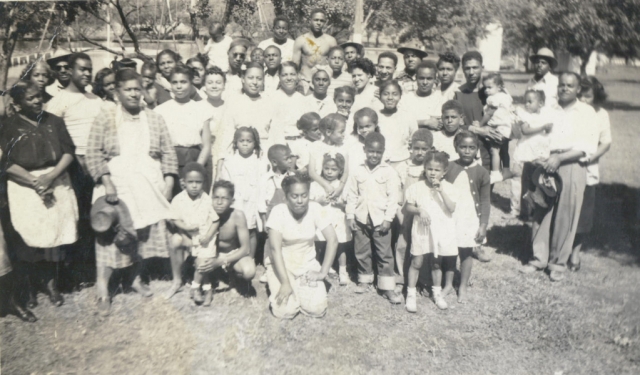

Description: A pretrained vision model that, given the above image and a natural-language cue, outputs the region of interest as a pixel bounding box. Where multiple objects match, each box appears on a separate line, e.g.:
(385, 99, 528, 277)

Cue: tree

(271, 0, 354, 40)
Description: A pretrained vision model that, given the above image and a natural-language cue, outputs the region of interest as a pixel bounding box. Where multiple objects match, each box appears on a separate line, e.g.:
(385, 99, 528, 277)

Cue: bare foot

(163, 282, 182, 300)
(132, 280, 153, 297)
(441, 286, 454, 297)
(457, 286, 468, 304)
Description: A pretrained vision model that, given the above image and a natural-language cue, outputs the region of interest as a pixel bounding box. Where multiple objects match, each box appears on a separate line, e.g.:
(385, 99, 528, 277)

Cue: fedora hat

(523, 166, 563, 210)
(46, 53, 72, 69)
(397, 46, 428, 59)
(340, 42, 364, 55)
(91, 197, 137, 251)
(529, 48, 558, 69)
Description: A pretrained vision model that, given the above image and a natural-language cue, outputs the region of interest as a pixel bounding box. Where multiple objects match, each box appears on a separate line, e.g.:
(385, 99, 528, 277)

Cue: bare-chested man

(292, 8, 337, 88)
(197, 180, 256, 295)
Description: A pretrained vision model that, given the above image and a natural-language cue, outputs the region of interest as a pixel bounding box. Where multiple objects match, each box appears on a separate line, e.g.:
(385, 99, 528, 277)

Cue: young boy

(140, 61, 169, 109)
(400, 61, 442, 131)
(167, 162, 220, 302)
(346, 133, 402, 304)
(257, 144, 296, 282)
(433, 100, 464, 160)
(193, 180, 257, 298)
(393, 129, 433, 288)
(325, 46, 353, 98)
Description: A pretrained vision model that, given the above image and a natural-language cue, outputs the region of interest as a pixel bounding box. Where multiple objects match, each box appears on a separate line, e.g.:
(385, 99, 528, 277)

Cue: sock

(191, 282, 201, 289)
(432, 285, 442, 296)
(202, 284, 212, 291)
(407, 287, 417, 296)
(339, 266, 347, 273)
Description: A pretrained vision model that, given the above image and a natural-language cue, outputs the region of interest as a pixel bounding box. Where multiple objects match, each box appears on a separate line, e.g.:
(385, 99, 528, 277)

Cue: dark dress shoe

(9, 303, 37, 322)
(27, 294, 38, 309)
(48, 287, 64, 307)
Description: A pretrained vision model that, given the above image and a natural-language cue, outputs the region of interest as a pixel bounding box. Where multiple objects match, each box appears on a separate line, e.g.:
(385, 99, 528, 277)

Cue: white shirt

(526, 72, 559, 108)
(268, 90, 313, 145)
(585, 108, 612, 185)
(218, 93, 274, 156)
(513, 106, 554, 163)
(376, 108, 418, 162)
(263, 71, 280, 93)
(46, 89, 104, 155)
(549, 100, 599, 156)
(258, 38, 296, 63)
(306, 94, 337, 118)
(352, 84, 378, 114)
(432, 131, 459, 161)
(399, 91, 443, 124)
(154, 100, 211, 147)
(204, 35, 233, 72)
(436, 82, 460, 102)
(325, 70, 353, 99)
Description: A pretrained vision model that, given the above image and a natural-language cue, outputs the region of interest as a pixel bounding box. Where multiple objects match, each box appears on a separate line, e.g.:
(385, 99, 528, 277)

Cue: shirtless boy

(197, 180, 256, 295)
(292, 8, 338, 86)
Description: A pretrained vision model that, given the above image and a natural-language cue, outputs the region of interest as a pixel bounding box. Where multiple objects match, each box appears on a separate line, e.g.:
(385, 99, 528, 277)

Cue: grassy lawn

(2, 67, 640, 375)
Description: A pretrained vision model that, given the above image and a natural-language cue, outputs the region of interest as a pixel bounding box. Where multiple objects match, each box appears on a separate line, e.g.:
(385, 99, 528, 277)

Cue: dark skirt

(577, 185, 596, 234)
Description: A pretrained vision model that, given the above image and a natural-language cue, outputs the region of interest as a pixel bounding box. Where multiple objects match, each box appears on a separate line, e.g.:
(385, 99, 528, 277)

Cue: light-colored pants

(530, 162, 586, 272)
(266, 260, 327, 320)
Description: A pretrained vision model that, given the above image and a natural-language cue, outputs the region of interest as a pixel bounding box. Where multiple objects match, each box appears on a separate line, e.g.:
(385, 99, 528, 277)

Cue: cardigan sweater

(444, 160, 491, 227)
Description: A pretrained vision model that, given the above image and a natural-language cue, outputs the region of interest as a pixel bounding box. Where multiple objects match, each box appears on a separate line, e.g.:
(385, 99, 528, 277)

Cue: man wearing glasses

(225, 40, 249, 96)
(45, 54, 72, 97)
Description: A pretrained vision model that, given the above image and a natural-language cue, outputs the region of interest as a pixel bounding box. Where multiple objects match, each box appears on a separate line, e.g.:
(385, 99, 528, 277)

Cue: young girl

(218, 127, 266, 257)
(511, 90, 554, 218)
(310, 152, 352, 285)
(308, 114, 349, 199)
(334, 86, 356, 118)
(347, 107, 379, 173)
(444, 131, 490, 303)
(288, 112, 322, 172)
(404, 151, 458, 312)
(479, 73, 514, 183)
(186, 54, 208, 99)
(155, 49, 181, 105)
(376, 81, 418, 167)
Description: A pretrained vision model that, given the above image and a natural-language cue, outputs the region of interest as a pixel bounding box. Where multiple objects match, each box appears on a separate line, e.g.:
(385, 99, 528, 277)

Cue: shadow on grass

(603, 101, 640, 112)
(487, 224, 531, 264)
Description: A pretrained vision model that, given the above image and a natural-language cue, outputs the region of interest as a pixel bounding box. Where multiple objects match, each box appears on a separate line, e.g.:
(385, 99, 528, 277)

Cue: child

(218, 127, 266, 258)
(479, 73, 514, 183)
(334, 86, 356, 118)
(444, 131, 490, 303)
(347, 107, 379, 173)
(326, 47, 353, 99)
(257, 144, 296, 282)
(511, 90, 554, 218)
(394, 129, 433, 289)
(376, 81, 418, 167)
(251, 47, 265, 67)
(141, 61, 160, 108)
(433, 100, 464, 161)
(308, 114, 350, 200)
(346, 133, 402, 304)
(288, 112, 323, 172)
(168, 162, 220, 304)
(404, 151, 458, 312)
(309, 152, 352, 285)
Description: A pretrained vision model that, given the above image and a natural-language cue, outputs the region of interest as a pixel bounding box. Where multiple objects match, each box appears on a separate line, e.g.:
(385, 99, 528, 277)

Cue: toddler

(404, 151, 458, 312)
(347, 107, 379, 172)
(308, 113, 350, 200)
(288, 112, 323, 172)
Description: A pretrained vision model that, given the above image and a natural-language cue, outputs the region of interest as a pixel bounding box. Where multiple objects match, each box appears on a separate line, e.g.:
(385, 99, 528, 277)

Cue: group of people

(0, 8, 611, 322)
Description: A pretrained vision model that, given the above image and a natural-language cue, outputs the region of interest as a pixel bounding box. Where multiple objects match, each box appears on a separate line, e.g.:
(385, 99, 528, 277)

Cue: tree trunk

(580, 49, 593, 76)
(189, 10, 198, 40)
(222, 0, 235, 26)
(0, 28, 18, 91)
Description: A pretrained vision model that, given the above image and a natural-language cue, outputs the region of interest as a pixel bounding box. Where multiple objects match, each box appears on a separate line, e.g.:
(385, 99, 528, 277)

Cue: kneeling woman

(86, 68, 178, 315)
(1, 81, 79, 308)
(266, 172, 338, 319)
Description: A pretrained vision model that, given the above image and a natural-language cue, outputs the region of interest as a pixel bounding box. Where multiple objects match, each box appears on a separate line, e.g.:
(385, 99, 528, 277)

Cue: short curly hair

(348, 57, 376, 77)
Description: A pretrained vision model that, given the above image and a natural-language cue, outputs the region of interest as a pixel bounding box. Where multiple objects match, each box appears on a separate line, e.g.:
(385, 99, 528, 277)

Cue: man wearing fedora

(520, 72, 599, 281)
(45, 54, 72, 98)
(395, 46, 429, 94)
(526, 48, 559, 108)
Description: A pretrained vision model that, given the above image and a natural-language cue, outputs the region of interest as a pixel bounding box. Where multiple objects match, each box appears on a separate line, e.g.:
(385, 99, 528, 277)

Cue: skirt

(577, 185, 596, 234)
(7, 168, 78, 249)
(95, 220, 171, 269)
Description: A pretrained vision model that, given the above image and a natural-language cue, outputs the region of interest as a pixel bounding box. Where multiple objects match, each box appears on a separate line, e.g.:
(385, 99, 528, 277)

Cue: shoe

(381, 290, 403, 304)
(27, 293, 38, 309)
(339, 269, 349, 286)
(490, 171, 504, 184)
(473, 247, 492, 263)
(203, 289, 213, 306)
(132, 280, 153, 298)
(47, 286, 64, 307)
(549, 270, 565, 282)
(519, 264, 540, 274)
(405, 292, 417, 313)
(328, 268, 337, 278)
(97, 297, 111, 317)
(434, 293, 448, 310)
(568, 262, 581, 272)
(354, 283, 373, 294)
(7, 301, 37, 322)
(193, 288, 204, 304)
(259, 273, 268, 283)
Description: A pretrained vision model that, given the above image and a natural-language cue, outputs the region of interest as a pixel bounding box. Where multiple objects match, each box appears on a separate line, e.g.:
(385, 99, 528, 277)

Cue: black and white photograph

(0, 0, 639, 373)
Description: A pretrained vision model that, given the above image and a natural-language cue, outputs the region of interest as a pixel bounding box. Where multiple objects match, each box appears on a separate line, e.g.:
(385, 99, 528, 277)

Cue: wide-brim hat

(46, 53, 72, 68)
(531, 166, 563, 200)
(529, 48, 558, 69)
(91, 197, 137, 251)
(340, 42, 364, 55)
(397, 46, 428, 59)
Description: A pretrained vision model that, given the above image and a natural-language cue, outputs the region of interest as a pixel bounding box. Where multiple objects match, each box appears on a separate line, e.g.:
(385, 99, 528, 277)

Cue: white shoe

(259, 273, 267, 283)
(405, 292, 417, 313)
(339, 269, 349, 286)
(432, 287, 448, 310)
(490, 171, 503, 184)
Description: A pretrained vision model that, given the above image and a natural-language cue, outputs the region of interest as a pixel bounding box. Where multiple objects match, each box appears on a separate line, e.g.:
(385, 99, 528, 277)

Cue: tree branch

(111, 0, 141, 54)
(77, 31, 124, 56)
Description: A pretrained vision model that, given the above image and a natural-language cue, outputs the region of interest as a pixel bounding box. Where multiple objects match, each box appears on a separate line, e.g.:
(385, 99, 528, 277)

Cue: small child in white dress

(287, 112, 323, 172)
(169, 162, 220, 305)
(403, 151, 458, 313)
(309, 152, 352, 285)
(480, 73, 515, 183)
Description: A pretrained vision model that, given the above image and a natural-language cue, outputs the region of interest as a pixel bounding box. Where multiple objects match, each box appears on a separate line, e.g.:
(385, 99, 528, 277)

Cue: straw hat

(340, 42, 364, 56)
(397, 46, 428, 59)
(46, 53, 72, 68)
(529, 48, 558, 69)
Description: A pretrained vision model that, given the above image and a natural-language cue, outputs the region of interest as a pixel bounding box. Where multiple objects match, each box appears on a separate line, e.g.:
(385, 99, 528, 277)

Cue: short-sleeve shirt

(585, 108, 612, 185)
(432, 131, 459, 162)
(376, 108, 418, 162)
(400, 91, 443, 122)
(154, 99, 211, 147)
(171, 190, 219, 231)
(46, 90, 104, 155)
(266, 202, 331, 275)
(258, 38, 295, 62)
(204, 35, 233, 72)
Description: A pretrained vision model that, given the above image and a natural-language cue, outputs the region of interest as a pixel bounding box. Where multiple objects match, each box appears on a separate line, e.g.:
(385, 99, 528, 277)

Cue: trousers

(354, 220, 396, 290)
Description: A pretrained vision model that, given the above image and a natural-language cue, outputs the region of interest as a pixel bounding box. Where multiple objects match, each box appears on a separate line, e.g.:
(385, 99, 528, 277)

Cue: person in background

(348, 57, 378, 114)
(306, 69, 336, 118)
(375, 81, 417, 167)
(20, 60, 54, 106)
(268, 62, 313, 145)
(186, 54, 209, 99)
(324, 46, 353, 99)
(258, 16, 295, 63)
(571, 76, 612, 271)
(263, 46, 282, 94)
(141, 61, 167, 109)
(288, 112, 323, 172)
(400, 60, 442, 131)
(251, 48, 265, 67)
(433, 100, 464, 160)
(395, 46, 428, 94)
(341, 42, 364, 66)
(200, 67, 227, 181)
(201, 21, 233, 72)
(45, 54, 72, 98)
(225, 40, 249, 96)
(374, 52, 397, 98)
(436, 52, 461, 102)
(154, 49, 182, 105)
(92, 68, 116, 102)
(526, 48, 559, 108)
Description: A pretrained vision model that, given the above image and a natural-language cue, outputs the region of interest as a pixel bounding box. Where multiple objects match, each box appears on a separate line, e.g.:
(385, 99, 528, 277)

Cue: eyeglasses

(54, 65, 70, 71)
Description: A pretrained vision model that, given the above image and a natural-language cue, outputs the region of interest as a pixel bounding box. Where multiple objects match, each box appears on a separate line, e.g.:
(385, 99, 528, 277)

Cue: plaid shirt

(394, 69, 418, 94)
(85, 106, 179, 183)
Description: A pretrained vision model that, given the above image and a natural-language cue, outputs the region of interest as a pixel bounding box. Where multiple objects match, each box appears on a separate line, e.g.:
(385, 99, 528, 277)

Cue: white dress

(451, 162, 483, 248)
(309, 180, 352, 243)
(219, 152, 267, 230)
